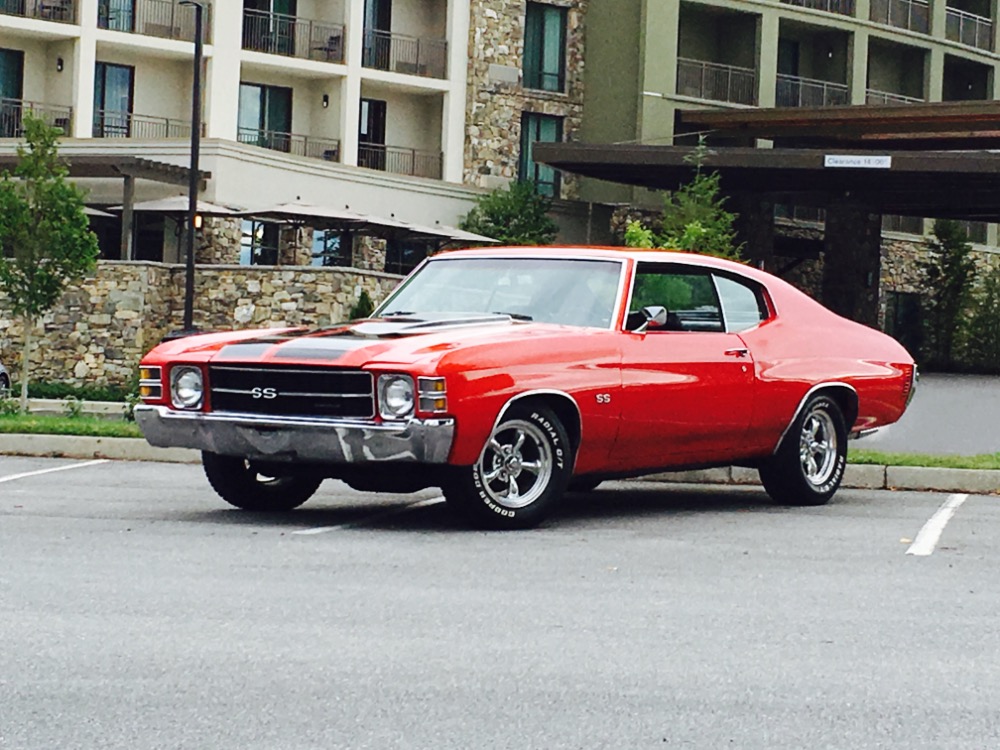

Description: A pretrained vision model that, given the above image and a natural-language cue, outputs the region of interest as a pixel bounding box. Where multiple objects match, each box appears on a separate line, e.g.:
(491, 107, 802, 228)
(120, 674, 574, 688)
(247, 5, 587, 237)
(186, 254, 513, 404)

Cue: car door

(611, 263, 756, 471)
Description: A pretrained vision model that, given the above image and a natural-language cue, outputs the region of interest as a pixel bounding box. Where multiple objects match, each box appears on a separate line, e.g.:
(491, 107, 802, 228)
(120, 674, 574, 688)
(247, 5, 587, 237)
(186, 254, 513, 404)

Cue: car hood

(205, 314, 600, 369)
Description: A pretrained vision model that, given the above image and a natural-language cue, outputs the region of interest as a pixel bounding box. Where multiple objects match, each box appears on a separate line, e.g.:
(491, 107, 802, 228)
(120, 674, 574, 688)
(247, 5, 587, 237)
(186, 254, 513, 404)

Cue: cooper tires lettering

(444, 404, 573, 530)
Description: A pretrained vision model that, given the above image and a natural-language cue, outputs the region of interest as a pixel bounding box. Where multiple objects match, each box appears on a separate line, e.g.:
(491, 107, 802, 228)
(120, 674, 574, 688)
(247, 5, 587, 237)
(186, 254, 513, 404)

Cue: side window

(628, 264, 724, 332)
(714, 274, 769, 332)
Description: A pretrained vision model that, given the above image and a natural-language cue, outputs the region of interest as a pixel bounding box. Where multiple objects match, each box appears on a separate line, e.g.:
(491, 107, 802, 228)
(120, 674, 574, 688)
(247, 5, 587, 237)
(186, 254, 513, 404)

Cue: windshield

(376, 257, 624, 329)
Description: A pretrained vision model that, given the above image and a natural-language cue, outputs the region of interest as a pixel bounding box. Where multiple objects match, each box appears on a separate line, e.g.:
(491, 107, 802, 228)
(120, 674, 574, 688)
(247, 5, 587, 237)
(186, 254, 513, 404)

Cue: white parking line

(906, 493, 969, 557)
(0, 459, 110, 485)
(292, 496, 445, 535)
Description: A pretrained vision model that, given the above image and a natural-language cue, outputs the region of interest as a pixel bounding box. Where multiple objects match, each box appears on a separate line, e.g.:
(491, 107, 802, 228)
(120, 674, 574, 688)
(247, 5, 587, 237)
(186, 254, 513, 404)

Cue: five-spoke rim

(799, 407, 838, 486)
(478, 419, 553, 509)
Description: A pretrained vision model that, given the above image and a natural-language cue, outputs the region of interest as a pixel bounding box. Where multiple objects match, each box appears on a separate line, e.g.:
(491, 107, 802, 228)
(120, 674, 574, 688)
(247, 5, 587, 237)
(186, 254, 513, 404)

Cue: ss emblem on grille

(250, 387, 278, 400)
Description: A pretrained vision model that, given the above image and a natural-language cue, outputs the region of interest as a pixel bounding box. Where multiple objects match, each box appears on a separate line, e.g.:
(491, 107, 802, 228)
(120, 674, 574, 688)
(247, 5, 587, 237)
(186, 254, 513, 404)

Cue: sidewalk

(0, 433, 996, 496)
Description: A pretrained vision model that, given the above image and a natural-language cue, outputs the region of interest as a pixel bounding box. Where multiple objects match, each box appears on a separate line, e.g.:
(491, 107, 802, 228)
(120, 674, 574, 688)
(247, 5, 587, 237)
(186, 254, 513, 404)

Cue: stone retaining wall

(0, 261, 403, 389)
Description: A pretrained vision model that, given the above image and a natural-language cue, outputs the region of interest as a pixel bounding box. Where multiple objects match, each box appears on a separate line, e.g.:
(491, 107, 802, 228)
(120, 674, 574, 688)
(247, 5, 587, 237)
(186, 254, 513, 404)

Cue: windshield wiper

(492, 311, 533, 321)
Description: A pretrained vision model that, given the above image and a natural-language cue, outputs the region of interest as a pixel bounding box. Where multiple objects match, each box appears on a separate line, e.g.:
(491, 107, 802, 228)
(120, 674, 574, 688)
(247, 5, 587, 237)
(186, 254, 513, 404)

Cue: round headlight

(171, 366, 204, 409)
(378, 375, 414, 419)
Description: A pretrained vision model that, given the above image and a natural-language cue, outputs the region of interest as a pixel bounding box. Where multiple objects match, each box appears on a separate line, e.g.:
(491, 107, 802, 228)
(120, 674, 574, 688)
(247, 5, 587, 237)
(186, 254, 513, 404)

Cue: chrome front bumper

(134, 405, 455, 464)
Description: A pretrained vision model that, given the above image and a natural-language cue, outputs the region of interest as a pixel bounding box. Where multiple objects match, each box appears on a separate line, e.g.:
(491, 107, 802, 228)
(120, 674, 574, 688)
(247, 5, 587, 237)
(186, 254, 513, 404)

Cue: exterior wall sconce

(322, 94, 330, 108)
(193, 214, 203, 230)
(56, 57, 64, 72)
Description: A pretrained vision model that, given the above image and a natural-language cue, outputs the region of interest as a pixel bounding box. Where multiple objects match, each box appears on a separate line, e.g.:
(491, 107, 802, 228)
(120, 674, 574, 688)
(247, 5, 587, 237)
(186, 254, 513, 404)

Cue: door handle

(724, 348, 749, 358)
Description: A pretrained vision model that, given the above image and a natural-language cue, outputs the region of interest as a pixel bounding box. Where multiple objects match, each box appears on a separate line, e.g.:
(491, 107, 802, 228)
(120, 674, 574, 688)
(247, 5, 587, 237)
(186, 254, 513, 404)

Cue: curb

(0, 434, 997, 495)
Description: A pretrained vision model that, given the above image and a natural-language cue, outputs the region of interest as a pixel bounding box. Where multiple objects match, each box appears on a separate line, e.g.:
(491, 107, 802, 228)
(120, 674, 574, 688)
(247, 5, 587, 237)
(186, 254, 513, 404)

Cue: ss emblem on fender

(251, 387, 278, 400)
(596, 393, 611, 404)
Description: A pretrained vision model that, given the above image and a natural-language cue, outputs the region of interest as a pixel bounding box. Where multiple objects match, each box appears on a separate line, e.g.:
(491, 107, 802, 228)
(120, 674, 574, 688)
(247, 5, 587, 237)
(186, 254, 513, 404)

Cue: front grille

(209, 365, 374, 419)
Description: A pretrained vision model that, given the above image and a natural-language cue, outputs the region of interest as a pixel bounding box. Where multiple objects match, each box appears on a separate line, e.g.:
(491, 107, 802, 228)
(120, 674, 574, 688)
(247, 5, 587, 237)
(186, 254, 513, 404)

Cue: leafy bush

(349, 289, 375, 319)
(919, 220, 977, 369)
(25, 381, 134, 402)
(624, 139, 743, 261)
(459, 181, 559, 246)
(963, 263, 1000, 372)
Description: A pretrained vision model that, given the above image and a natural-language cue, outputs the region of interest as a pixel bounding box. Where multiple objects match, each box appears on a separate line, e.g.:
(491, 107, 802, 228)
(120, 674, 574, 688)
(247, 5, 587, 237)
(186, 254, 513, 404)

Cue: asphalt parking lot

(2, 456, 998, 750)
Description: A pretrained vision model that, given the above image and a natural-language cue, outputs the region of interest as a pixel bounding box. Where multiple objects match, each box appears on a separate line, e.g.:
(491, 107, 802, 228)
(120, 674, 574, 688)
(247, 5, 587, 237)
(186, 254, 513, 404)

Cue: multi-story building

(0, 0, 592, 271)
(581, 0, 1000, 244)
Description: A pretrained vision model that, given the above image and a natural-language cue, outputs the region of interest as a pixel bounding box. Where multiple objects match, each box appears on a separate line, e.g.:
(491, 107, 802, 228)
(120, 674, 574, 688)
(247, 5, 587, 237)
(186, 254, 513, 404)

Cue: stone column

(821, 200, 883, 327)
(353, 235, 387, 272)
(731, 193, 776, 273)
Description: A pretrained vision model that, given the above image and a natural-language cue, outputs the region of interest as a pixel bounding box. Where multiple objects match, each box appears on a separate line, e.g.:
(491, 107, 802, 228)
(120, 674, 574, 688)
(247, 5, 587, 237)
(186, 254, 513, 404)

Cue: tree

(459, 180, 559, 246)
(961, 262, 1000, 372)
(0, 115, 100, 412)
(624, 138, 743, 261)
(919, 219, 977, 369)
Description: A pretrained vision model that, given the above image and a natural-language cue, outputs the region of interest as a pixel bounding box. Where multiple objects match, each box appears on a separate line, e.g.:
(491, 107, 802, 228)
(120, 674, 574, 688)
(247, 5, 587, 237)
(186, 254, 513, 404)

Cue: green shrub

(459, 181, 559, 246)
(349, 289, 375, 319)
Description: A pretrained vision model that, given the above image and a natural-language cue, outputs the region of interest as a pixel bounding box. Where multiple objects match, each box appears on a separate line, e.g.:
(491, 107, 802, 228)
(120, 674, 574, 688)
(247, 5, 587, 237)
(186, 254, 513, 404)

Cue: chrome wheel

(478, 418, 554, 510)
(799, 406, 838, 487)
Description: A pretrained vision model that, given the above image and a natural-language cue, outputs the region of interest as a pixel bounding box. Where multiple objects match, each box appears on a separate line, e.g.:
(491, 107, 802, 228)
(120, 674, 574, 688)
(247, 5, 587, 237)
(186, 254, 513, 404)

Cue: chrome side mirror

(635, 305, 667, 333)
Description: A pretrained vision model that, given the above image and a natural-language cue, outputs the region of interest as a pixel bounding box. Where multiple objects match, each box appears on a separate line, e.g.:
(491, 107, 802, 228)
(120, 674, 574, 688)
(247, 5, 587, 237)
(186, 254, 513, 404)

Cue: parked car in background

(0, 359, 9, 394)
(135, 247, 917, 529)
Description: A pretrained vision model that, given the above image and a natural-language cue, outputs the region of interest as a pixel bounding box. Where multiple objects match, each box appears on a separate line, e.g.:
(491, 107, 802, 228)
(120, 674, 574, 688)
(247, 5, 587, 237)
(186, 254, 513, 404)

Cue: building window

(93, 62, 134, 137)
(524, 2, 566, 92)
(0, 47, 25, 138)
(238, 82, 293, 149)
(240, 219, 280, 265)
(312, 229, 352, 267)
(384, 240, 429, 275)
(519, 112, 562, 197)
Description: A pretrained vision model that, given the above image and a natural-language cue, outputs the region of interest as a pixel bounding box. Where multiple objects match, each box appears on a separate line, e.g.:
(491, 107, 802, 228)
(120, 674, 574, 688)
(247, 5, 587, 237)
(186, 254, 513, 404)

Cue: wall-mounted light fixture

(826, 46, 834, 60)
(322, 94, 330, 108)
(56, 57, 64, 72)
(193, 214, 203, 230)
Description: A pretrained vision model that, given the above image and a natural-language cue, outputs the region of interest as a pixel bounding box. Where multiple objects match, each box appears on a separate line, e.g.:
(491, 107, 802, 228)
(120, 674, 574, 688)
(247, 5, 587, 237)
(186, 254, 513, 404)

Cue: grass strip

(849, 448, 1000, 471)
(0, 415, 142, 439)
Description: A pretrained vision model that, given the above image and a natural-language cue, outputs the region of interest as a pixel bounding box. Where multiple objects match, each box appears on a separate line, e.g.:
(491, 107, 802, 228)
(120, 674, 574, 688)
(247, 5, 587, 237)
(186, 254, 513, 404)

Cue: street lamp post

(179, 0, 204, 334)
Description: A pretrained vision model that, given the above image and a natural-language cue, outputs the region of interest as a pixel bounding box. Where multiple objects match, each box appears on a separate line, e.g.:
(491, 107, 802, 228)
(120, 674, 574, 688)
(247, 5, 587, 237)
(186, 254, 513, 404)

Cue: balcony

(242, 9, 345, 64)
(92, 110, 193, 138)
(362, 30, 447, 80)
(98, 0, 211, 42)
(946, 6, 993, 51)
(780, 0, 855, 16)
(865, 88, 924, 104)
(955, 219, 988, 243)
(776, 74, 849, 107)
(0, 98, 72, 137)
(358, 142, 442, 179)
(0, 0, 74, 22)
(237, 127, 341, 161)
(870, 0, 930, 32)
(676, 58, 757, 105)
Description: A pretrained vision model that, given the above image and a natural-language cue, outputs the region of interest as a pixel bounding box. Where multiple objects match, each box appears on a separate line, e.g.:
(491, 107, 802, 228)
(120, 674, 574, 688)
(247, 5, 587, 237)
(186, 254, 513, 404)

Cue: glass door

(93, 62, 134, 137)
(358, 98, 387, 170)
(0, 48, 24, 138)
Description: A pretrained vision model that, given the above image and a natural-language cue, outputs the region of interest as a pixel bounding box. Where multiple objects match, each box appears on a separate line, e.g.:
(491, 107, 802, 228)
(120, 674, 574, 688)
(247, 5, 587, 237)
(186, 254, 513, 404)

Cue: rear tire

(759, 394, 847, 506)
(202, 451, 322, 512)
(445, 405, 572, 530)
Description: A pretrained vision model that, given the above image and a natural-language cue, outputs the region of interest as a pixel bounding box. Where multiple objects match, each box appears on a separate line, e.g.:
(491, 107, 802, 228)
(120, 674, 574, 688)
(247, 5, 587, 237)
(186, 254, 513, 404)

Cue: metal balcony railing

(676, 58, 757, 105)
(866, 89, 924, 104)
(776, 74, 849, 107)
(882, 215, 925, 234)
(362, 29, 447, 79)
(775, 205, 826, 224)
(0, 0, 75, 22)
(98, 0, 210, 42)
(237, 127, 341, 162)
(946, 6, 993, 51)
(358, 142, 443, 179)
(780, 0, 855, 16)
(0, 98, 73, 137)
(92, 110, 194, 138)
(242, 9, 345, 63)
(869, 0, 930, 32)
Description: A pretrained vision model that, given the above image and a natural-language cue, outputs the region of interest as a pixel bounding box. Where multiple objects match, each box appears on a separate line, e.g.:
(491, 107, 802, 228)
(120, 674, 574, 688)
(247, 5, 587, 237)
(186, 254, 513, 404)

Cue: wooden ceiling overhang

(535, 102, 1000, 221)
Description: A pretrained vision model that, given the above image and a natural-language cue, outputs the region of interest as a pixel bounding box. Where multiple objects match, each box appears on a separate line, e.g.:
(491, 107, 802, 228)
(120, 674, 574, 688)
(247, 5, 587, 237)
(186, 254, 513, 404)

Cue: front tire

(202, 451, 322, 512)
(445, 405, 572, 529)
(758, 394, 847, 506)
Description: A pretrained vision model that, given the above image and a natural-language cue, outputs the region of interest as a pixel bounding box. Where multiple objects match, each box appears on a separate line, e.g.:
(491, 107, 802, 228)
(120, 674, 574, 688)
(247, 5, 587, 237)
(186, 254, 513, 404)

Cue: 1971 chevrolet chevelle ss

(135, 247, 917, 529)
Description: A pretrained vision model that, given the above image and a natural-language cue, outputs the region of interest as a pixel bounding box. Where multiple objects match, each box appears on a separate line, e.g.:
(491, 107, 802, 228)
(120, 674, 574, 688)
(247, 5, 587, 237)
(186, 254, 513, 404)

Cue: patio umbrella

(83, 206, 115, 218)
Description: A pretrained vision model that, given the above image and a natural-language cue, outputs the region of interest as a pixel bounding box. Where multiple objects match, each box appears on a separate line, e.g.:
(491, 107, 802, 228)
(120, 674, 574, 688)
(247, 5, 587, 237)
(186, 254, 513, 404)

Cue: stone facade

(465, 0, 587, 199)
(0, 262, 403, 389)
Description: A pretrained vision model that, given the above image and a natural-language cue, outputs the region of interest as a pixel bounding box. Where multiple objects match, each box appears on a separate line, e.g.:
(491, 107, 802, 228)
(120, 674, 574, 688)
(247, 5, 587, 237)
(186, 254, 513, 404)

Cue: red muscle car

(135, 247, 917, 529)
